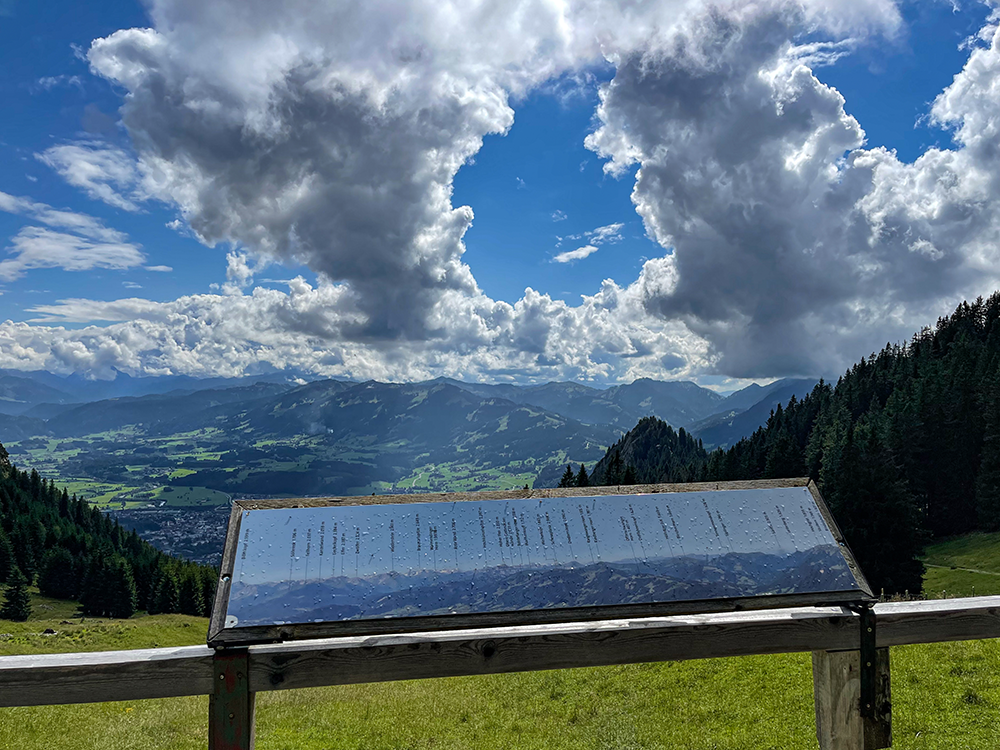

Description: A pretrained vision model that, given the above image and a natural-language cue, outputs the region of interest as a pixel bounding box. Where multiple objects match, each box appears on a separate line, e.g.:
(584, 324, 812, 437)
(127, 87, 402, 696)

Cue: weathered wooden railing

(1, 596, 997, 750)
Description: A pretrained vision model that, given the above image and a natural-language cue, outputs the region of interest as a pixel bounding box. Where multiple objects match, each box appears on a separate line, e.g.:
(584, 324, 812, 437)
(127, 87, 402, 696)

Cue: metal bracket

(856, 603, 877, 719)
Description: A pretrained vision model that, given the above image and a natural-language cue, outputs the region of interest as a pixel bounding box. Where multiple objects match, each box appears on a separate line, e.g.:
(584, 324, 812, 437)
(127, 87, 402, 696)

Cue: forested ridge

(589, 293, 1000, 596)
(0, 443, 214, 621)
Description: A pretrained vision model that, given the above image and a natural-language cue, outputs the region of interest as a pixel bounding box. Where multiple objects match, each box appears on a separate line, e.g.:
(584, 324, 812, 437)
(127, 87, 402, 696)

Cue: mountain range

(685, 378, 819, 450)
(227, 544, 855, 628)
(0, 370, 818, 501)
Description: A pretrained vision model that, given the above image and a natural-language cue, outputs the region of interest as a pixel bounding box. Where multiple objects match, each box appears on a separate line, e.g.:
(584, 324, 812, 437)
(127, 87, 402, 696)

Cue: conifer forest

(586, 294, 1000, 596)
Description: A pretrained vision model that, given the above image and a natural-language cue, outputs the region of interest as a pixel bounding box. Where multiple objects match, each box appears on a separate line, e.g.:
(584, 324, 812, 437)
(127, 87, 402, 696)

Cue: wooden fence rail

(1, 596, 998, 749)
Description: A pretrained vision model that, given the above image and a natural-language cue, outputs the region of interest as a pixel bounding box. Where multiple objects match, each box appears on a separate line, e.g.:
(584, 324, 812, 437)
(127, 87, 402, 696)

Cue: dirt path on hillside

(924, 563, 1000, 576)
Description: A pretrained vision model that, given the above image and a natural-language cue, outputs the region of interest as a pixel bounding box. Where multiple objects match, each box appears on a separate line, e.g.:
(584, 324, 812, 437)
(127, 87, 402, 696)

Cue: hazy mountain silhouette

(227, 544, 855, 627)
(687, 378, 819, 449)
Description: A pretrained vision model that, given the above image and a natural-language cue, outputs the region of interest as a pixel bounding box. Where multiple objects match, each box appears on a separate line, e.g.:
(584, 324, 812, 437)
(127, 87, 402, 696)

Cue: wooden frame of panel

(208, 478, 874, 647)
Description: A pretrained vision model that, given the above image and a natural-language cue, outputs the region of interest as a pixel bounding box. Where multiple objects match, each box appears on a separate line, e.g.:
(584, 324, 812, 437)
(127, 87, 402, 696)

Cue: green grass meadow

(2, 538, 1000, 748)
(922, 532, 1000, 598)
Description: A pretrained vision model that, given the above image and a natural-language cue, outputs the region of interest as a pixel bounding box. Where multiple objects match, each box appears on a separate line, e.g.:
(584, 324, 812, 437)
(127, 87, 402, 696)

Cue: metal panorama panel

(210, 481, 871, 645)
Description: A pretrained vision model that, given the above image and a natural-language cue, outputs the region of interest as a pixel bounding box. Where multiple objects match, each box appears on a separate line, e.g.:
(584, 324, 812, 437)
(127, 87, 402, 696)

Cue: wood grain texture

(234, 477, 812, 510)
(0, 645, 214, 707)
(208, 590, 869, 646)
(1, 596, 997, 707)
(208, 503, 246, 643)
(875, 596, 1000, 646)
(210, 651, 255, 750)
(246, 604, 859, 692)
(812, 648, 891, 750)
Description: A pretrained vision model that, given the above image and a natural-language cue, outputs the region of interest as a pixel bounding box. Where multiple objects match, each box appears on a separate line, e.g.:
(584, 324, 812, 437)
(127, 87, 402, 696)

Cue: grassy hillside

(923, 532, 1000, 598)
(1, 596, 998, 748)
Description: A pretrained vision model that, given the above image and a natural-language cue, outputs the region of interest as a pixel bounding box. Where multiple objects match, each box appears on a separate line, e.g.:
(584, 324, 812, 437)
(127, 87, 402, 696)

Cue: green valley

(2, 380, 626, 508)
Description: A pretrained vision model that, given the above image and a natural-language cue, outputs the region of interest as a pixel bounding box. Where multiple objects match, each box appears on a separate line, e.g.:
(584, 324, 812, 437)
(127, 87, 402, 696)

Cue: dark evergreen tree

(80, 555, 138, 618)
(604, 451, 623, 485)
(558, 465, 575, 488)
(29, 470, 41, 503)
(575, 464, 590, 487)
(622, 463, 638, 485)
(150, 569, 180, 615)
(37, 547, 78, 600)
(0, 567, 31, 622)
(105, 556, 138, 619)
(178, 568, 204, 616)
(9, 524, 38, 582)
(976, 367, 1000, 530)
(200, 569, 218, 619)
(0, 530, 13, 585)
(825, 415, 926, 593)
(80, 556, 110, 616)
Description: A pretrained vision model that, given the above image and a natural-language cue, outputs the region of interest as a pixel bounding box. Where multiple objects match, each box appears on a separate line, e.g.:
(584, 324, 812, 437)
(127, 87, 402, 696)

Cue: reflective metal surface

(221, 487, 866, 631)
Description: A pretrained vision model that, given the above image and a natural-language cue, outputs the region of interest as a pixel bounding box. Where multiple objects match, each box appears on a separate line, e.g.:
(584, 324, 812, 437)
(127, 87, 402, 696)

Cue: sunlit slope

(923, 532, 1000, 597)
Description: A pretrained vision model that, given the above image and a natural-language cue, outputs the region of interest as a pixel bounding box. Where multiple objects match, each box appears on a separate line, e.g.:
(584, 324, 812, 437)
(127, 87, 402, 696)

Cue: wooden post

(210, 650, 255, 750)
(812, 648, 891, 750)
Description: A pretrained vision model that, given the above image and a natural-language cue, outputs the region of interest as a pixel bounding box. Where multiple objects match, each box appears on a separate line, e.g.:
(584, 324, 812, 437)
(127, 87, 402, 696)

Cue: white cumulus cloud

(0, 227, 145, 281)
(0, 190, 126, 242)
(584, 3, 1000, 376)
(36, 142, 146, 212)
(553, 245, 599, 263)
(21, 0, 1000, 385)
(0, 191, 146, 282)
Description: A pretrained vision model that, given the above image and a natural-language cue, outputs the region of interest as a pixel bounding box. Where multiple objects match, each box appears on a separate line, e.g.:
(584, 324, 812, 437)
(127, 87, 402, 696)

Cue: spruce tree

(10, 524, 38, 581)
(151, 569, 181, 615)
(200, 569, 217, 619)
(29, 470, 41, 502)
(178, 569, 205, 616)
(622, 463, 638, 485)
(976, 368, 1000, 530)
(558, 465, 575, 488)
(0, 530, 13, 585)
(80, 556, 110, 617)
(823, 416, 926, 594)
(604, 451, 623, 485)
(37, 547, 78, 600)
(0, 441, 11, 478)
(0, 567, 31, 622)
(106, 557, 138, 619)
(575, 464, 590, 487)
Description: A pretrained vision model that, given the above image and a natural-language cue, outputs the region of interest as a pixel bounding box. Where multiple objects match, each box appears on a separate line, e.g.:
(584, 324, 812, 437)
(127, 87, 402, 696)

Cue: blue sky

(458, 0, 991, 305)
(1, 1, 999, 385)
